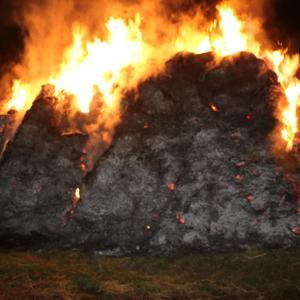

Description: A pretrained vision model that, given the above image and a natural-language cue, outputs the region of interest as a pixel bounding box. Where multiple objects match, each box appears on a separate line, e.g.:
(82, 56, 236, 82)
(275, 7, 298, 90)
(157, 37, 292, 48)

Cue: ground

(0, 249, 300, 299)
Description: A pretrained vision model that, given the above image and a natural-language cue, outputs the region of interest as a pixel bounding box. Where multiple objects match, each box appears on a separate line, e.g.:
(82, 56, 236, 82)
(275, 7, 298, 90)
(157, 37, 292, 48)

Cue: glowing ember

(80, 163, 87, 172)
(245, 114, 253, 121)
(66, 187, 81, 219)
(291, 227, 300, 235)
(235, 161, 246, 168)
(167, 183, 176, 191)
(176, 211, 185, 225)
(69, 187, 81, 216)
(246, 194, 254, 203)
(234, 174, 242, 181)
(209, 103, 219, 113)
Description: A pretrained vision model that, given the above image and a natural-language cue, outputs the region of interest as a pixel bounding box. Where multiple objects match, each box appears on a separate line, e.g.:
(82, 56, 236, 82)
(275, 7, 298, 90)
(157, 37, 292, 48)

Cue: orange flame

(213, 6, 247, 56)
(4, 3, 300, 154)
(50, 16, 146, 113)
(7, 80, 29, 111)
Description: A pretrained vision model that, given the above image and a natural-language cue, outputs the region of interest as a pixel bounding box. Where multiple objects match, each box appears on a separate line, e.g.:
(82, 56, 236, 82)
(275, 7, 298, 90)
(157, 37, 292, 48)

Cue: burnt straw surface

(0, 52, 299, 254)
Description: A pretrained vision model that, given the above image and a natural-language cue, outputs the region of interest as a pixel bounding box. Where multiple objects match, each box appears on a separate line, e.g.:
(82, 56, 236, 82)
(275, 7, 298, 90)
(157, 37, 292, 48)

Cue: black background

(0, 0, 24, 77)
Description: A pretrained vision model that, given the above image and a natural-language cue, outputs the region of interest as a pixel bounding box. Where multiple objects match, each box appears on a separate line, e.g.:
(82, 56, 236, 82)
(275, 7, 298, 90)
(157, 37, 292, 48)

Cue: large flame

(4, 2, 300, 153)
(51, 16, 147, 113)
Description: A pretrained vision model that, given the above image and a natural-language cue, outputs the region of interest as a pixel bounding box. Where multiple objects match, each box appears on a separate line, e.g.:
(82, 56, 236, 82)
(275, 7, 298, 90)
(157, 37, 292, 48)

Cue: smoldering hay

(0, 51, 300, 254)
(0, 0, 300, 253)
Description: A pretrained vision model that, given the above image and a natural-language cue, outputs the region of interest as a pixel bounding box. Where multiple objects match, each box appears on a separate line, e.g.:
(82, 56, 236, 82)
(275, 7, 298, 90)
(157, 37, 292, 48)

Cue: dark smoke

(263, 0, 300, 54)
(160, 0, 220, 18)
(0, 0, 25, 78)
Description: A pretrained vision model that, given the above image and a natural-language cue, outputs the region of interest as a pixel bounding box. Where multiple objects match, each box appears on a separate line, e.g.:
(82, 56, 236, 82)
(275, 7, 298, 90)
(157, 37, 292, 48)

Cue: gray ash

(0, 51, 299, 254)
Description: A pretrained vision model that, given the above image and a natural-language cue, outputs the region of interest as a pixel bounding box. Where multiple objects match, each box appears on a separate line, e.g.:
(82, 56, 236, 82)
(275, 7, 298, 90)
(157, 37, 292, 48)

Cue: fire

(75, 187, 80, 199)
(50, 16, 146, 113)
(246, 194, 255, 203)
(245, 114, 253, 121)
(234, 174, 242, 181)
(3, 2, 300, 155)
(281, 81, 300, 150)
(212, 6, 247, 56)
(7, 80, 29, 111)
(66, 187, 81, 220)
(176, 211, 185, 225)
(167, 183, 176, 191)
(264, 50, 300, 150)
(209, 103, 219, 113)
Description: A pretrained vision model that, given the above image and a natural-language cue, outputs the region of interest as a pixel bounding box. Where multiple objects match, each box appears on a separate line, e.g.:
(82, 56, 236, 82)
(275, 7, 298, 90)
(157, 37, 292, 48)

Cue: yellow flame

(5, 4, 300, 152)
(50, 16, 145, 113)
(75, 187, 80, 199)
(213, 6, 246, 56)
(264, 50, 300, 150)
(281, 80, 300, 150)
(7, 80, 29, 111)
(6, 15, 148, 116)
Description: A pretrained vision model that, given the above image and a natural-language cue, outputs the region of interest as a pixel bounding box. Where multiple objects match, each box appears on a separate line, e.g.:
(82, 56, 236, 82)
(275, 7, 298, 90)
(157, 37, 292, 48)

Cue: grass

(0, 249, 300, 299)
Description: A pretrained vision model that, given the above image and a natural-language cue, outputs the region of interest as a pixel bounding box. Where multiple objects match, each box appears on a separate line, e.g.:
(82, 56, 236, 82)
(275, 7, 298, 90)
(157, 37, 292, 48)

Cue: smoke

(0, 0, 25, 101)
(263, 0, 300, 54)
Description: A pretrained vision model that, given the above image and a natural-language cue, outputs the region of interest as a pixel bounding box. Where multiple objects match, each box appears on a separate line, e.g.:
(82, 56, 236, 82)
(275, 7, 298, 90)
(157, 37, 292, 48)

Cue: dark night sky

(0, 0, 299, 78)
(264, 0, 300, 53)
(0, 0, 24, 76)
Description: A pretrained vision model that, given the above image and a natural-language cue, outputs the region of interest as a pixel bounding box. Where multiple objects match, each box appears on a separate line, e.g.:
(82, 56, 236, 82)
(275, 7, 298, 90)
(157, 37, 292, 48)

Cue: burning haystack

(0, 1, 300, 254)
(0, 52, 299, 254)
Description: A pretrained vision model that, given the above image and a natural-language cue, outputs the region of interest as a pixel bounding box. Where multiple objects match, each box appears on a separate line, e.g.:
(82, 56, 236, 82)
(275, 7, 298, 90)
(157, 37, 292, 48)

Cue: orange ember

(167, 183, 176, 191)
(246, 194, 255, 203)
(291, 227, 300, 235)
(176, 211, 185, 225)
(245, 114, 253, 121)
(209, 103, 219, 113)
(71, 187, 81, 208)
(80, 163, 87, 172)
(234, 174, 242, 181)
(3, 2, 300, 154)
(235, 161, 246, 168)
